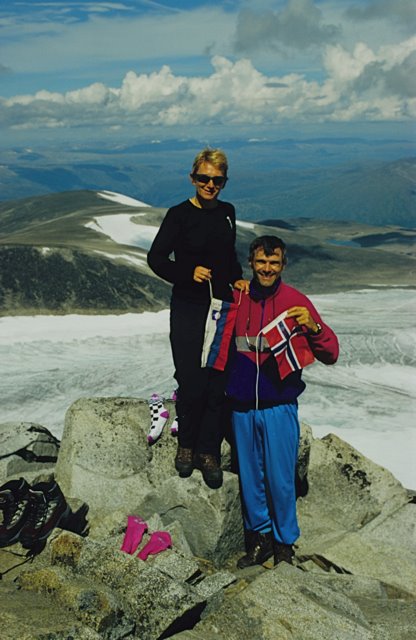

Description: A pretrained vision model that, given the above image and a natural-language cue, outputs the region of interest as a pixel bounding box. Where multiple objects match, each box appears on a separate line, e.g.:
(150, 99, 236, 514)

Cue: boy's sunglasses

(192, 173, 227, 187)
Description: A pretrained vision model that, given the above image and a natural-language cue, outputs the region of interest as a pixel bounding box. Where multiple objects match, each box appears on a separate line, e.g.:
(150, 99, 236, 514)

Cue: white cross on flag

(261, 311, 315, 379)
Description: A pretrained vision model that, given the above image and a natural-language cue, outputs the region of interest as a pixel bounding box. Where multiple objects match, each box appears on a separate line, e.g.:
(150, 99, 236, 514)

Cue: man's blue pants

(232, 404, 300, 544)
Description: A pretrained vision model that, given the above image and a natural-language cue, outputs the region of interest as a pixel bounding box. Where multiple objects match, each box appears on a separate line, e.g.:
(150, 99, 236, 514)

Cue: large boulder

(54, 397, 245, 564)
(55, 397, 157, 516)
(0, 422, 59, 485)
(296, 433, 415, 596)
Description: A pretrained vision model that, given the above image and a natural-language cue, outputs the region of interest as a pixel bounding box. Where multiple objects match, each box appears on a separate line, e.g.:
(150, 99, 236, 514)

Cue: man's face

(251, 247, 285, 287)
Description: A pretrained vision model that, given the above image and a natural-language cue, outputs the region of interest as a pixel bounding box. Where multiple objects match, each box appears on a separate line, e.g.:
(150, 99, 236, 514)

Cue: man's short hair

(191, 147, 228, 177)
(249, 235, 287, 265)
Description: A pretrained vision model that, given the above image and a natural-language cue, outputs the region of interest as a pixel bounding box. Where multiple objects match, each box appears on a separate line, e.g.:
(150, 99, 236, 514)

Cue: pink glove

(137, 530, 172, 560)
(120, 515, 148, 554)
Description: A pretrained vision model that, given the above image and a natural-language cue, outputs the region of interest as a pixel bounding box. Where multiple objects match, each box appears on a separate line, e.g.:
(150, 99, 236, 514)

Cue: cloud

(352, 51, 416, 99)
(324, 36, 416, 97)
(1, 34, 415, 133)
(345, 0, 416, 30)
(0, 7, 236, 75)
(320, 36, 416, 121)
(234, 0, 341, 53)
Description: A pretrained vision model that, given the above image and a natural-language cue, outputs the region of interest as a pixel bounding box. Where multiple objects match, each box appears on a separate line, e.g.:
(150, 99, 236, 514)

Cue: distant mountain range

(235, 157, 416, 228)
(0, 189, 414, 316)
(1, 137, 415, 228)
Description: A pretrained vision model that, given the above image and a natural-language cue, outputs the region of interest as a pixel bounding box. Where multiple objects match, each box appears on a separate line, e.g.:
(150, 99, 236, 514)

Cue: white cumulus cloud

(1, 37, 415, 134)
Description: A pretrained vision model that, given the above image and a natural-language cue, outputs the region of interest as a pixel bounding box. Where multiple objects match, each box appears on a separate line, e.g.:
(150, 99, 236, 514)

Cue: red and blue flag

(201, 297, 240, 371)
(261, 311, 315, 379)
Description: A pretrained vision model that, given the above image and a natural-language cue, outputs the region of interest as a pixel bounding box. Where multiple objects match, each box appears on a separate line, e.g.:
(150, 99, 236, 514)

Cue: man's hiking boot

(193, 453, 223, 489)
(0, 478, 31, 547)
(237, 530, 273, 569)
(273, 541, 294, 566)
(20, 481, 70, 549)
(175, 446, 194, 477)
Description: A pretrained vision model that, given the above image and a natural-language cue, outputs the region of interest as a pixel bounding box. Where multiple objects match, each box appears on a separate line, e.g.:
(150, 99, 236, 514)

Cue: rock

(185, 563, 375, 640)
(163, 519, 194, 557)
(137, 472, 244, 566)
(0, 579, 103, 640)
(17, 563, 130, 637)
(1, 397, 415, 640)
(298, 433, 409, 546)
(13, 529, 236, 640)
(0, 422, 59, 484)
(296, 432, 415, 596)
(55, 397, 155, 516)
(300, 573, 416, 640)
(55, 397, 245, 564)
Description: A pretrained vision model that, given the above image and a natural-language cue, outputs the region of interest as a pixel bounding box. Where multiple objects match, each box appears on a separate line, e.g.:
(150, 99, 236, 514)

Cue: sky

(0, 0, 415, 146)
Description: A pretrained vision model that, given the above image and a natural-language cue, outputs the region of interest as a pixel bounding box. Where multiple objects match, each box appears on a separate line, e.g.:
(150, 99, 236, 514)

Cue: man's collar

(249, 277, 282, 301)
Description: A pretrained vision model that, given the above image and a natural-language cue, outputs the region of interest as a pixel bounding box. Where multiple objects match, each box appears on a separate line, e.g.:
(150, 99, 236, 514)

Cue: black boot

(273, 540, 294, 566)
(174, 446, 194, 477)
(20, 481, 70, 549)
(0, 478, 31, 547)
(193, 453, 223, 489)
(237, 530, 273, 569)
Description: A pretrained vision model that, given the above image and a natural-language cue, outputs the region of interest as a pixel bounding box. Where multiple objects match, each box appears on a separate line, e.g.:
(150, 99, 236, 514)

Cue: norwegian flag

(261, 311, 315, 379)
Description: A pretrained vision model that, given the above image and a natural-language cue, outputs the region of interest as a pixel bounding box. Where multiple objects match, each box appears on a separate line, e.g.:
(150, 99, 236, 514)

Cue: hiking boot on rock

(0, 478, 31, 548)
(273, 540, 294, 566)
(193, 453, 223, 489)
(20, 481, 70, 549)
(174, 446, 194, 477)
(237, 530, 273, 569)
(59, 502, 90, 538)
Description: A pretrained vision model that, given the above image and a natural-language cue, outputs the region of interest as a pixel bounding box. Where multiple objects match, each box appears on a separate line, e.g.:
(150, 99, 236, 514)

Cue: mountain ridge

(0, 189, 414, 316)
(1, 138, 414, 227)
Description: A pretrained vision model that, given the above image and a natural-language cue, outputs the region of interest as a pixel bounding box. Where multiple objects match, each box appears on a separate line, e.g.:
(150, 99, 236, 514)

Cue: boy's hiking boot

(193, 453, 223, 489)
(237, 530, 273, 569)
(175, 446, 194, 477)
(20, 481, 70, 549)
(0, 478, 31, 547)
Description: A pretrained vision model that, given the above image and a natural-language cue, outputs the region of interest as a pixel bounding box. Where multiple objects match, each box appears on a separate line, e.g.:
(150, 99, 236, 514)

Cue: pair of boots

(237, 530, 294, 569)
(120, 515, 172, 560)
(175, 446, 223, 489)
(0, 477, 88, 552)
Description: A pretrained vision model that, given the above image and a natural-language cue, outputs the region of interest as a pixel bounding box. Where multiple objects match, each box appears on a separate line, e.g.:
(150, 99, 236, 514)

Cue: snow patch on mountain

(93, 250, 148, 269)
(97, 190, 151, 207)
(85, 214, 158, 249)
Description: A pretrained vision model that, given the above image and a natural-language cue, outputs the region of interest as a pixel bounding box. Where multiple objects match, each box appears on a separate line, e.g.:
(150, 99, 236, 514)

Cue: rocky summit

(1, 399, 415, 640)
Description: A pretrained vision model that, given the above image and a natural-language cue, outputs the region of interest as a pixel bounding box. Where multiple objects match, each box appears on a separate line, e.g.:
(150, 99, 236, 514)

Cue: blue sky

(1, 0, 415, 144)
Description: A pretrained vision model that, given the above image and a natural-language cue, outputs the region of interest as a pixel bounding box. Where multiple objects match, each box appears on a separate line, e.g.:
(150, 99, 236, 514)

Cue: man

(226, 235, 339, 568)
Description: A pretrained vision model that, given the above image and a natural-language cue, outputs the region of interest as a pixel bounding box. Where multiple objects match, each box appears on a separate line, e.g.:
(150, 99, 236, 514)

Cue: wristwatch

(312, 322, 322, 335)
